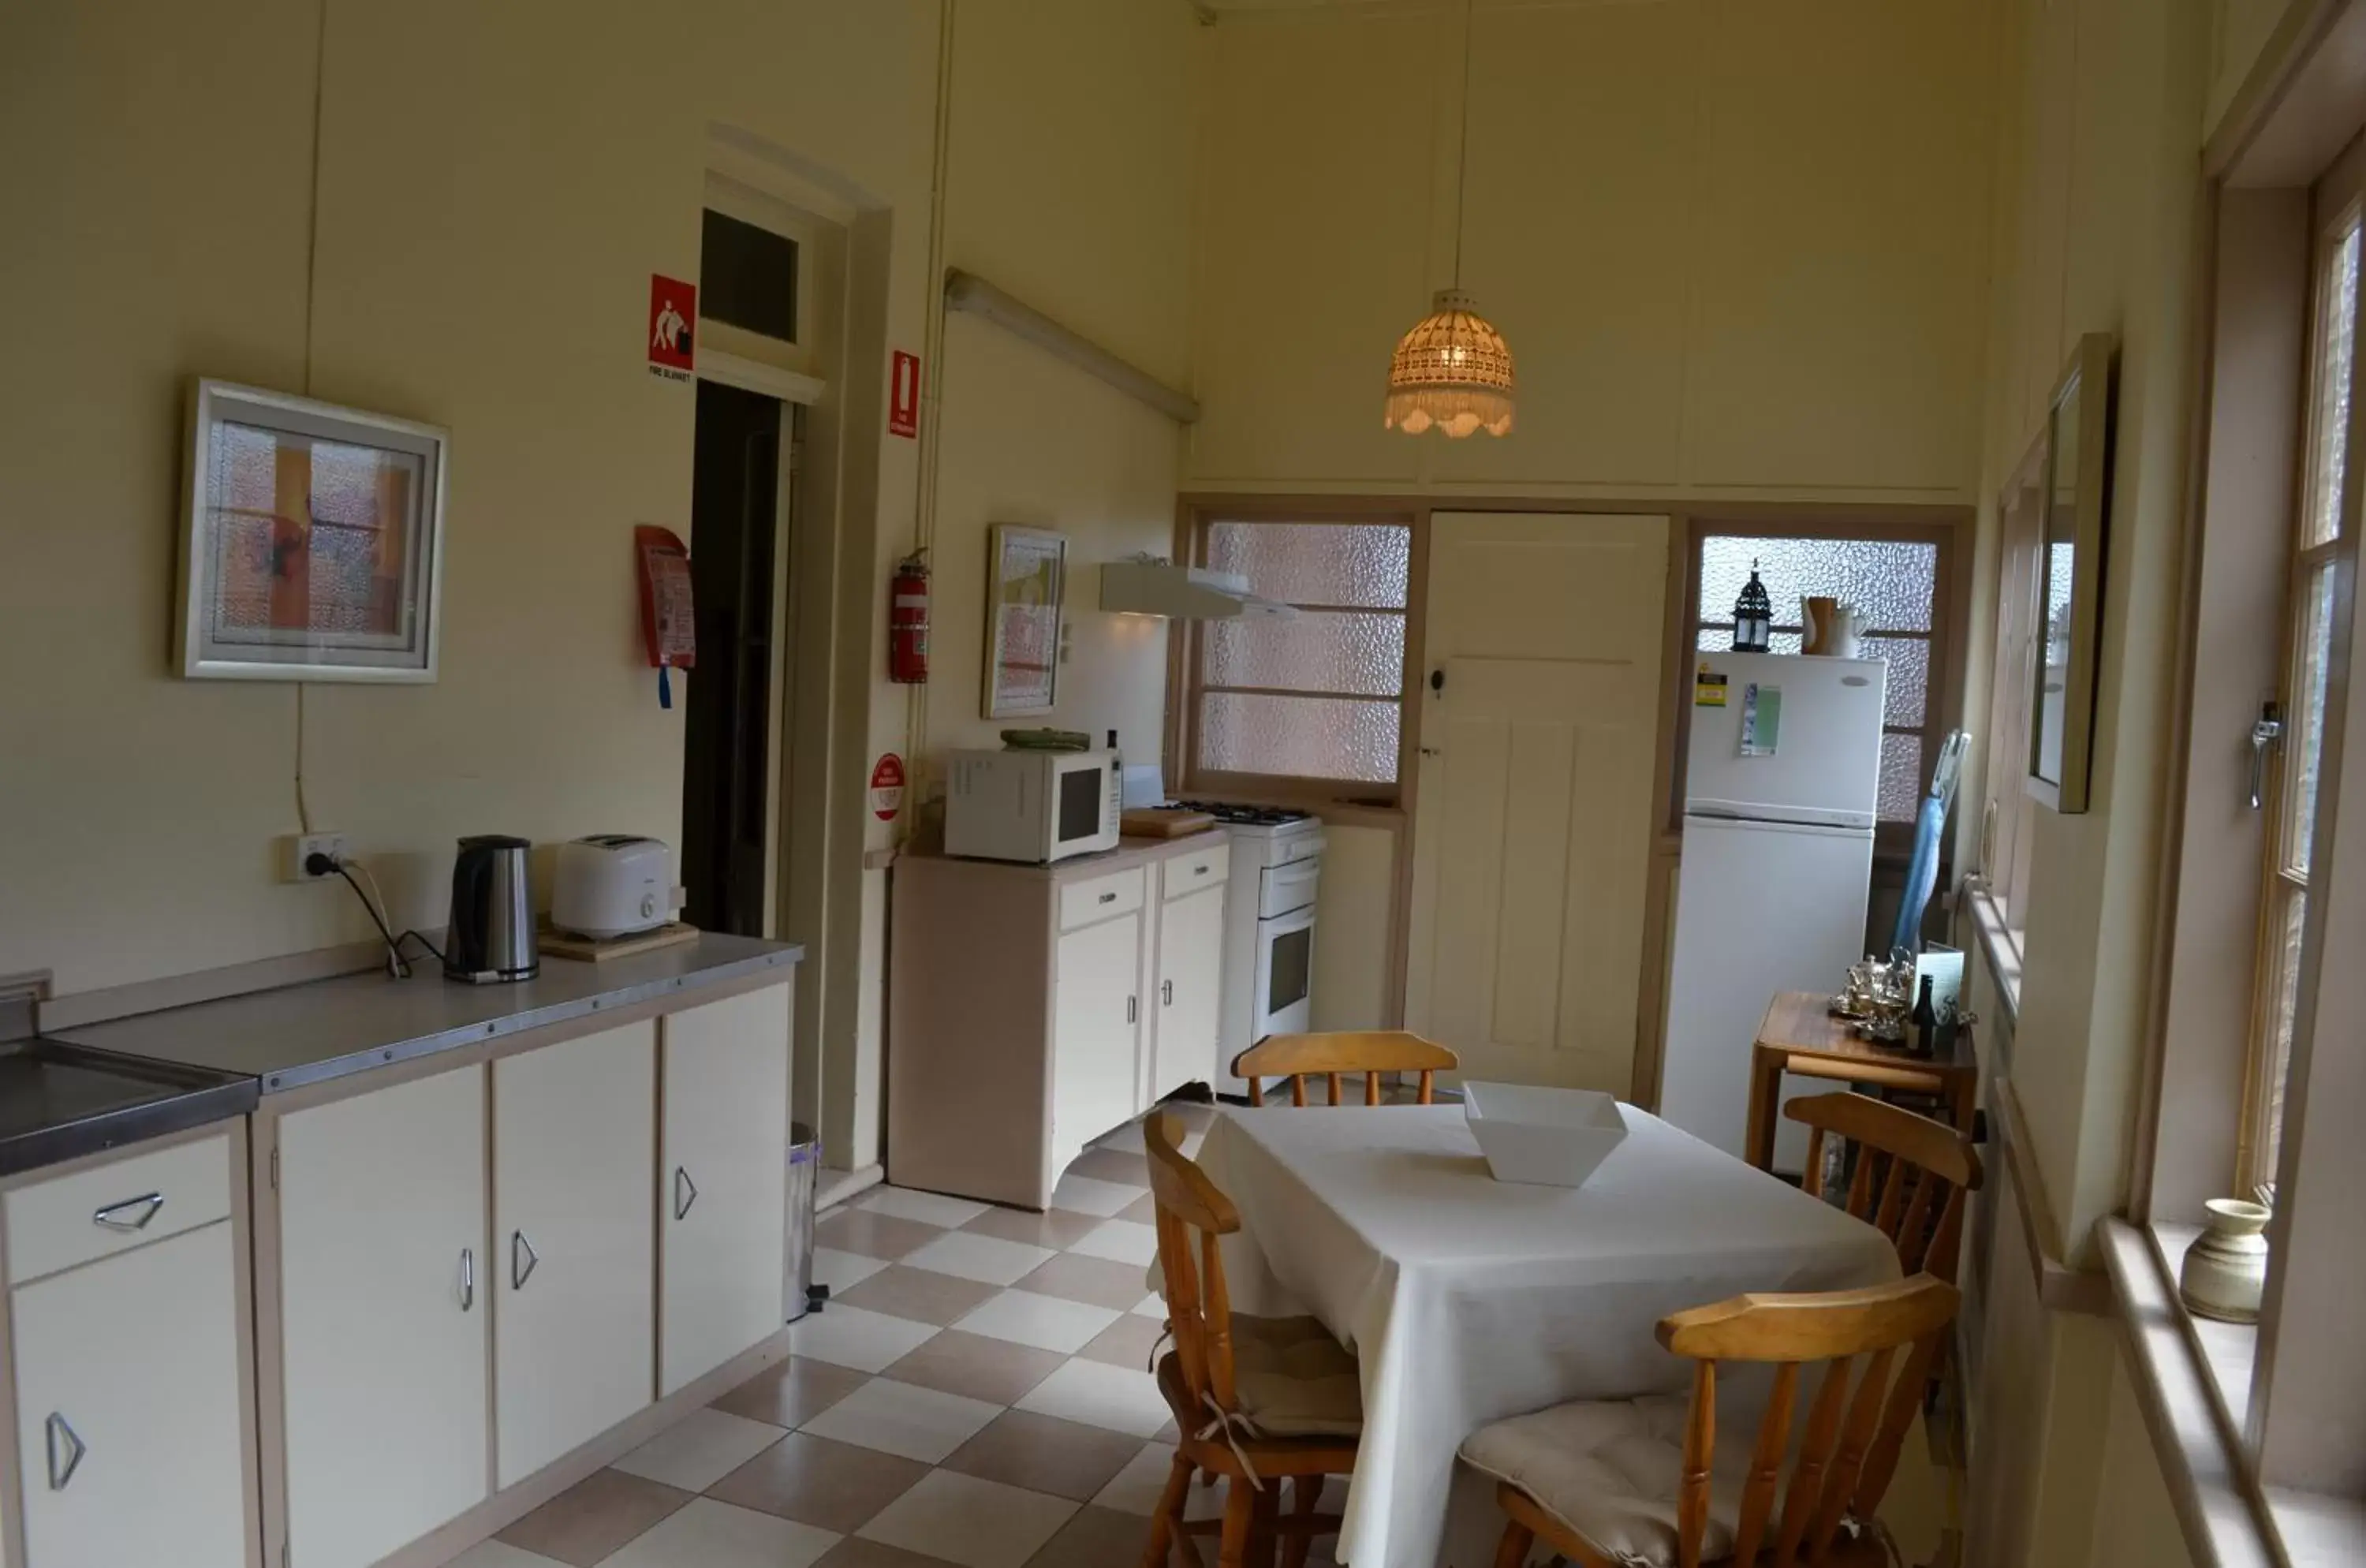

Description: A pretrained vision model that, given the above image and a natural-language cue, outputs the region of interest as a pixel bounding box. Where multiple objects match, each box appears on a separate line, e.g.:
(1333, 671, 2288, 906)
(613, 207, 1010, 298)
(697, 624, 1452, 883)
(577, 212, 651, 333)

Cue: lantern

(1732, 560, 1773, 653)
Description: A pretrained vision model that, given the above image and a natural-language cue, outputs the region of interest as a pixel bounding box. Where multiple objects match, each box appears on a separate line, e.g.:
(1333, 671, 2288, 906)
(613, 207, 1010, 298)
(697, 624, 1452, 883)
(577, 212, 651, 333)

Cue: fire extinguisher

(889, 549, 930, 684)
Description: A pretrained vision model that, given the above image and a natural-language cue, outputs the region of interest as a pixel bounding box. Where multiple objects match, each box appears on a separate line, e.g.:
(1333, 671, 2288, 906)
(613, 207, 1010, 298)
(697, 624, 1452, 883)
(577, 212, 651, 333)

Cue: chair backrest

(1786, 1092, 1983, 1284)
(1230, 1030, 1459, 1107)
(1142, 1111, 1245, 1418)
(1656, 1274, 1961, 1568)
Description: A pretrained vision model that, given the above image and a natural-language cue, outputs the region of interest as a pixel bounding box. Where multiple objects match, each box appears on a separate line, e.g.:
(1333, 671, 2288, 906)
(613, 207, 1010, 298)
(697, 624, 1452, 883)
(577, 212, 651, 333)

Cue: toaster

(551, 835, 682, 940)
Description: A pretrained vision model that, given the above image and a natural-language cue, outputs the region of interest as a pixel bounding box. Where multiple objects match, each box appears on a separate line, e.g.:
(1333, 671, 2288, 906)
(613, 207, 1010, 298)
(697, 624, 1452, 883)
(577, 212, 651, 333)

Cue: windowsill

(2146, 1223, 2258, 1447)
(1963, 883, 2022, 1026)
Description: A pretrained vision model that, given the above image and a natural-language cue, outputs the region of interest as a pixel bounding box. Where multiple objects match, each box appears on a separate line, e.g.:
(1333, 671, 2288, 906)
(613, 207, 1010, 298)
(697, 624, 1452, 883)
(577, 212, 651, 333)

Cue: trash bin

(786, 1122, 824, 1322)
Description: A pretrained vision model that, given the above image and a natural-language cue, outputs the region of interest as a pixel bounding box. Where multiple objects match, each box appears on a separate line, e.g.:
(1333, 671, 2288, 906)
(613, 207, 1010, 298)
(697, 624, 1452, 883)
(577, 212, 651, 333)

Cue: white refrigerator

(1659, 651, 1888, 1169)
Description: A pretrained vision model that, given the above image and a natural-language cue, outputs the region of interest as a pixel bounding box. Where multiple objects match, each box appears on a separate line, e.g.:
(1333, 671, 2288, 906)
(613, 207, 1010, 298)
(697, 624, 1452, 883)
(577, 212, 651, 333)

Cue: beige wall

(1186, 0, 1998, 502)
(1308, 821, 1396, 1033)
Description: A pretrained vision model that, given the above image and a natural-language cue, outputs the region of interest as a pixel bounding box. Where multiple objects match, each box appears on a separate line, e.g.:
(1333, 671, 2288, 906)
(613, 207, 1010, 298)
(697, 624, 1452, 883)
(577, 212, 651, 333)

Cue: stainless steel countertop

(54, 935, 803, 1095)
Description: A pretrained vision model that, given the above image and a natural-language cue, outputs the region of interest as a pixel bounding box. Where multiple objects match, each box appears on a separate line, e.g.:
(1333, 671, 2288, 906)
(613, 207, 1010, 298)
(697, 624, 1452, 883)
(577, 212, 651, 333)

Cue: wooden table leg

(1949, 1070, 1979, 1137)
(1743, 1047, 1782, 1171)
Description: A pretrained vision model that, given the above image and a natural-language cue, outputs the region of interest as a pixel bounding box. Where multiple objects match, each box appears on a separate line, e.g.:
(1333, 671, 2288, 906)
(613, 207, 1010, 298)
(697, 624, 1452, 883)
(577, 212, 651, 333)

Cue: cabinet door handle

(45, 1413, 85, 1491)
(674, 1167, 699, 1221)
(1194, 864, 1210, 875)
(1098, 891, 1117, 905)
(458, 1247, 475, 1312)
(1162, 980, 1174, 1006)
(512, 1230, 539, 1290)
(1126, 995, 1138, 1025)
(91, 1192, 165, 1233)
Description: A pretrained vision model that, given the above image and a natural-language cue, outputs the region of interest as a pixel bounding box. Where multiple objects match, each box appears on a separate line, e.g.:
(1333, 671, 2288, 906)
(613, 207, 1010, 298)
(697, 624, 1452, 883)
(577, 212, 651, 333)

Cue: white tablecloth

(1194, 1103, 1897, 1568)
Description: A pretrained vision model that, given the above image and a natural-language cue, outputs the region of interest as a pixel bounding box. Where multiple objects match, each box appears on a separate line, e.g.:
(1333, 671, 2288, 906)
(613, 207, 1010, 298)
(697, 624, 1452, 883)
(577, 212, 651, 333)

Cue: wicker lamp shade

(1383, 289, 1515, 438)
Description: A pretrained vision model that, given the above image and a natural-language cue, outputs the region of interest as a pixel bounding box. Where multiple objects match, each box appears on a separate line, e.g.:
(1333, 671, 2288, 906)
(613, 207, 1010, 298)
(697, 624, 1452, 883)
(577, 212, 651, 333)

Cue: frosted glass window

(1204, 612, 1404, 696)
(1698, 536, 1939, 632)
(1879, 733, 1926, 821)
(1206, 521, 1409, 607)
(1860, 636, 1929, 727)
(1200, 694, 1401, 783)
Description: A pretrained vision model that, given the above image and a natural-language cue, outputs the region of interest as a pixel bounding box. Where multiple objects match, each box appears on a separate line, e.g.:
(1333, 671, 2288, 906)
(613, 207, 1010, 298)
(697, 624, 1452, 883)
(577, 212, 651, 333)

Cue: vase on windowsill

(2178, 1197, 2271, 1323)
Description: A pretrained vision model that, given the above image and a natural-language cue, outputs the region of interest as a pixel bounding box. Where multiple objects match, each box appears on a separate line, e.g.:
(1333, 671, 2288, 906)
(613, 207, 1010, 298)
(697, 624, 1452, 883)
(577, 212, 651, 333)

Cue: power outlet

(278, 831, 349, 883)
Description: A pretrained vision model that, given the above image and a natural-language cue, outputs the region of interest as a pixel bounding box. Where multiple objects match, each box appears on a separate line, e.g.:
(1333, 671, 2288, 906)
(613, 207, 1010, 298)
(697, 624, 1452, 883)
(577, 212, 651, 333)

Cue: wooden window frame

(1168, 501, 1420, 809)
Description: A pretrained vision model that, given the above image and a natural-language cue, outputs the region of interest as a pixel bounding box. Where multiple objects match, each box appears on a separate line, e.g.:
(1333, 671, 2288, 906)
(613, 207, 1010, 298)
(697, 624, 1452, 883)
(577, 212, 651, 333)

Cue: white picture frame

(177, 379, 449, 682)
(982, 525, 1066, 719)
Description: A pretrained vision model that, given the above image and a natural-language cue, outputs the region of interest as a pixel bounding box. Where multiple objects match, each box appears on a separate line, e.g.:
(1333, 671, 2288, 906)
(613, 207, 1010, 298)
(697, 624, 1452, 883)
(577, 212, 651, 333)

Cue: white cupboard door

(659, 984, 790, 1395)
(1051, 913, 1142, 1182)
(12, 1222, 248, 1568)
(279, 1065, 489, 1568)
(494, 1021, 657, 1487)
(1154, 885, 1225, 1099)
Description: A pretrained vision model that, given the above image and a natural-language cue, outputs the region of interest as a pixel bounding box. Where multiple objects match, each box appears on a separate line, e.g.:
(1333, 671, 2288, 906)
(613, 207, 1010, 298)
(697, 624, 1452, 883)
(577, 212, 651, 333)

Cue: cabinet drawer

(1162, 845, 1229, 899)
(1059, 866, 1146, 931)
(5, 1131, 232, 1286)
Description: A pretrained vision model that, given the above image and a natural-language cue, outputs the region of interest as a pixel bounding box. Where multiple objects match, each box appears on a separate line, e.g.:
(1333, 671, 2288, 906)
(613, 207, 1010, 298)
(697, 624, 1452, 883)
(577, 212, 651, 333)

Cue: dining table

(1193, 1099, 1899, 1568)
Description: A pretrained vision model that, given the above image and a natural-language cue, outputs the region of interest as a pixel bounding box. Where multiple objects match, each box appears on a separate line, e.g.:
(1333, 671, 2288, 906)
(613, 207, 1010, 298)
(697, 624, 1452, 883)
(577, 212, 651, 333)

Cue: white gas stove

(1168, 801, 1325, 1097)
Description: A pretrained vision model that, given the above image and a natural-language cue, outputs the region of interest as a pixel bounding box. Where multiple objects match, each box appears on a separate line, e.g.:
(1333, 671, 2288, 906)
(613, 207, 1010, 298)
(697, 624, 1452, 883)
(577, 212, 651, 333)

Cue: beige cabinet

(1051, 910, 1144, 1184)
(492, 1021, 656, 1487)
(659, 984, 791, 1395)
(278, 1064, 488, 1568)
(11, 1219, 248, 1568)
(1151, 880, 1226, 1099)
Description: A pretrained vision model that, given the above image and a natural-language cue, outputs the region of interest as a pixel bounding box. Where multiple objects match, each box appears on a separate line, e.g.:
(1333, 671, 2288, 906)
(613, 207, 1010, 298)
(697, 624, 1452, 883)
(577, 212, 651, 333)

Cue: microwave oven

(943, 748, 1124, 864)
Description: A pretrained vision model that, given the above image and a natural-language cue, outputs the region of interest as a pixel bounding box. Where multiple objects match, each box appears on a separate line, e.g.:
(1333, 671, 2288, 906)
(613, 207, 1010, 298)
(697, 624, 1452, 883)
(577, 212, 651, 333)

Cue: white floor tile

(900, 1229, 1056, 1286)
(1092, 1440, 1228, 1520)
(857, 1469, 1077, 1568)
(860, 1186, 991, 1230)
(599, 1497, 839, 1568)
(1015, 1357, 1172, 1438)
(1069, 1219, 1159, 1265)
(610, 1406, 786, 1492)
(953, 1290, 1121, 1355)
(812, 1247, 891, 1292)
(439, 1541, 566, 1568)
(1131, 1293, 1167, 1318)
(790, 1303, 942, 1372)
(798, 1375, 1004, 1464)
(1049, 1173, 1141, 1217)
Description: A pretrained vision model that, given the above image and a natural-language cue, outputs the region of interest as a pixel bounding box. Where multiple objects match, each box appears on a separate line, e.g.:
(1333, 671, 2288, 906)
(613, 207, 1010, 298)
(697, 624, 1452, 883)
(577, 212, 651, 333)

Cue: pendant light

(1384, 0, 1514, 439)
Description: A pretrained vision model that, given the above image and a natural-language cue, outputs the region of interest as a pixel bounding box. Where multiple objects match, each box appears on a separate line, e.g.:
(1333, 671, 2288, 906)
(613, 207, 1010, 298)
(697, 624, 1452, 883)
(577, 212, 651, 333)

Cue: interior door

(659, 984, 791, 1395)
(278, 1065, 488, 1568)
(1406, 513, 1670, 1091)
(1155, 884, 1226, 1098)
(1051, 913, 1143, 1181)
(12, 1223, 249, 1568)
(493, 1021, 657, 1487)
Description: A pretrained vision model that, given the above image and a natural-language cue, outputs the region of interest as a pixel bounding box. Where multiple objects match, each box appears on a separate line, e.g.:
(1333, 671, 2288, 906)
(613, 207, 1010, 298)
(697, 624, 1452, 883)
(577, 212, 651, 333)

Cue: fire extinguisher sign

(870, 755, 906, 822)
(889, 350, 920, 438)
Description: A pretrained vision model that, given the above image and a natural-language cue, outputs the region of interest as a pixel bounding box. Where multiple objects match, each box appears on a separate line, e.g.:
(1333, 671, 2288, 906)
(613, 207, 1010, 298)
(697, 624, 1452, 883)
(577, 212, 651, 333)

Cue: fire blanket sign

(648, 275, 696, 381)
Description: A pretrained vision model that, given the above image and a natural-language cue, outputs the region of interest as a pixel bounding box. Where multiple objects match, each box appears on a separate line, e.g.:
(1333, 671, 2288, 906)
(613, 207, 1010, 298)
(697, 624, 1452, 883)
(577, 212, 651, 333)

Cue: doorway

(684, 379, 797, 937)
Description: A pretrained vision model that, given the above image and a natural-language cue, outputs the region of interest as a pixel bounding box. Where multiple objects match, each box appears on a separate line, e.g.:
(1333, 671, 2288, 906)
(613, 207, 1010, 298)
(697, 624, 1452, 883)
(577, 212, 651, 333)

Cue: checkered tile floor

(438, 1100, 1330, 1568)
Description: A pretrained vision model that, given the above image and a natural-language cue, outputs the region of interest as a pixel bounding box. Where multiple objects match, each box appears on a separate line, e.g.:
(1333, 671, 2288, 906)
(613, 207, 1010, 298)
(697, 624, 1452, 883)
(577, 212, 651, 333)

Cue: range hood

(1099, 562, 1297, 620)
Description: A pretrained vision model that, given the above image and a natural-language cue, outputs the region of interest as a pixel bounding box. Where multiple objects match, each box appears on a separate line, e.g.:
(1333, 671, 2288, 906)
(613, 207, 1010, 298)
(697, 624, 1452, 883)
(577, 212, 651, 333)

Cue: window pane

(2260, 888, 2307, 1180)
(1879, 732, 1924, 822)
(700, 210, 800, 342)
(1200, 693, 1399, 782)
(2285, 564, 2339, 875)
(1862, 635, 1930, 727)
(1204, 611, 1404, 696)
(2304, 220, 2358, 548)
(1698, 536, 1939, 631)
(1206, 521, 1409, 607)
(1697, 626, 1804, 656)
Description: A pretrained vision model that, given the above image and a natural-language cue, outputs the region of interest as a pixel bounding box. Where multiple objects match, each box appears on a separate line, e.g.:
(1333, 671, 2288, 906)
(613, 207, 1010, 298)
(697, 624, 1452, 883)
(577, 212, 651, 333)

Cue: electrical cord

(314, 854, 410, 979)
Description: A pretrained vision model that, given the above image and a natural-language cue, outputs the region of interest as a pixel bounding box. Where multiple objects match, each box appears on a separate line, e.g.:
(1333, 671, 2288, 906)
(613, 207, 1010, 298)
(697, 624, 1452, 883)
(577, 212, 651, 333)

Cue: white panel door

(279, 1065, 488, 1568)
(494, 1021, 657, 1486)
(12, 1223, 248, 1568)
(1051, 913, 1143, 1182)
(1407, 513, 1670, 1092)
(660, 984, 791, 1395)
(1153, 884, 1226, 1099)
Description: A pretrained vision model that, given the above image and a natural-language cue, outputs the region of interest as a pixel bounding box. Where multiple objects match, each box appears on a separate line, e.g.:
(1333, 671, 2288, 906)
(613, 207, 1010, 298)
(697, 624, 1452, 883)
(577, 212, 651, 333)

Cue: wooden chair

(1140, 1112, 1362, 1568)
(1230, 1030, 1458, 1108)
(1465, 1274, 1961, 1568)
(1785, 1092, 1983, 1284)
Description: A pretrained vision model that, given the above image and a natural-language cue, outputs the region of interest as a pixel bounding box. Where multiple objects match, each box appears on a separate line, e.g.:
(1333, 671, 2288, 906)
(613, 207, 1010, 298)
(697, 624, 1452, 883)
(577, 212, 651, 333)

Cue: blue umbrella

(1892, 729, 1969, 954)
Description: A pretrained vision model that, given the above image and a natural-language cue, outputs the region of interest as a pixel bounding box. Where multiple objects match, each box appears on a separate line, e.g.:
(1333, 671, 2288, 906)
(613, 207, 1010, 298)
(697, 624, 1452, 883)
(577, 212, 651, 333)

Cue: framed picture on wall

(177, 379, 449, 681)
(982, 525, 1066, 718)
(2028, 332, 2114, 812)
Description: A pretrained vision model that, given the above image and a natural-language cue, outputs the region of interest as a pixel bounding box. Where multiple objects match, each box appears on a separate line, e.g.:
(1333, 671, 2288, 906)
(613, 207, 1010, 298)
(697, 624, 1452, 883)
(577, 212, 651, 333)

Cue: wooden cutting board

(1121, 808, 1215, 838)
(538, 920, 700, 961)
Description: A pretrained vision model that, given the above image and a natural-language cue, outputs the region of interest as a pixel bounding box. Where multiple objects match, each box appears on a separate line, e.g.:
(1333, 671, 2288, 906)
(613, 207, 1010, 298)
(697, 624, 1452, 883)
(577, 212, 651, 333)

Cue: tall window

(1178, 516, 1413, 800)
(1686, 529, 1952, 828)
(2244, 197, 2361, 1189)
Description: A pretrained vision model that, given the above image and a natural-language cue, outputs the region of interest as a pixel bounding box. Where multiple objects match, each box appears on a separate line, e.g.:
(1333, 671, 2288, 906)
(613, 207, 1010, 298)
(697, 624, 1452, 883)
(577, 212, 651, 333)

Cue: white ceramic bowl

(1463, 1081, 1631, 1188)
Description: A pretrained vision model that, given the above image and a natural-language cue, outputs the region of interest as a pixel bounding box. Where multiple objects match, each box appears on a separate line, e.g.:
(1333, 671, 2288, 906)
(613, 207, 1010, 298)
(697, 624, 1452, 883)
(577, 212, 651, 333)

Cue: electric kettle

(445, 835, 539, 984)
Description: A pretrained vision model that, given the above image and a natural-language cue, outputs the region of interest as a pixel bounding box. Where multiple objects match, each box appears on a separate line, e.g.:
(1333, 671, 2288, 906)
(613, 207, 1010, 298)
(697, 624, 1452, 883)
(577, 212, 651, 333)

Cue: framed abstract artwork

(982, 525, 1066, 718)
(177, 379, 449, 681)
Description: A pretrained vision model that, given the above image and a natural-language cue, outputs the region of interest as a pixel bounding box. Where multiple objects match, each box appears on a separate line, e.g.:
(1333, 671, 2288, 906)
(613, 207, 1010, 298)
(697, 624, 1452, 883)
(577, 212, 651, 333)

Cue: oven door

(1252, 902, 1316, 1040)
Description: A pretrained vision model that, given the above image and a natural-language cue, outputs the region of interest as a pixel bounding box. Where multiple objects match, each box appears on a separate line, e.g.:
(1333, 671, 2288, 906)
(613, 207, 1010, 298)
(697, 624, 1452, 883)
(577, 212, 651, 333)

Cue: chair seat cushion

(1228, 1315, 1363, 1438)
(1460, 1394, 1814, 1567)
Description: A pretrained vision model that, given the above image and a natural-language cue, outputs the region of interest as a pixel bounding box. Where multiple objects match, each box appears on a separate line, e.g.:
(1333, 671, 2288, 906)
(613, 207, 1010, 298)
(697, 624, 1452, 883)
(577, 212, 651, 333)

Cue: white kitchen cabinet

(492, 1020, 656, 1487)
(1051, 910, 1144, 1184)
(1152, 881, 1226, 1099)
(278, 1063, 488, 1568)
(659, 983, 790, 1395)
(11, 1220, 248, 1568)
